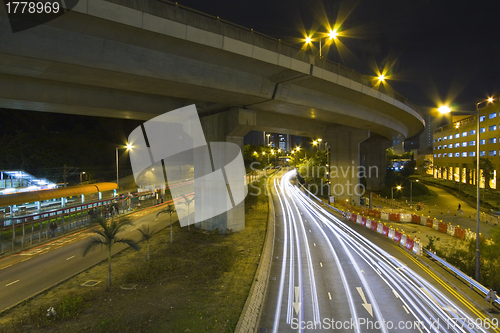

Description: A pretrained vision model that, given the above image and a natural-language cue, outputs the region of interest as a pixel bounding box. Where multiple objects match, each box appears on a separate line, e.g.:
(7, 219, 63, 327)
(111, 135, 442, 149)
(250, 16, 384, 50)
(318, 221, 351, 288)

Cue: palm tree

(82, 217, 139, 287)
(181, 194, 195, 231)
(137, 225, 156, 260)
(156, 204, 176, 243)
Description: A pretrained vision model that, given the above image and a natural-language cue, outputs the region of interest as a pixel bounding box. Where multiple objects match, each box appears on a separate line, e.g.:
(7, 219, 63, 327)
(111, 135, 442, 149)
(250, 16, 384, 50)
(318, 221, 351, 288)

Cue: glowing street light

(391, 186, 402, 209)
(438, 105, 451, 114)
(116, 143, 132, 193)
(328, 29, 338, 40)
(304, 28, 341, 58)
(378, 74, 385, 82)
(436, 97, 495, 282)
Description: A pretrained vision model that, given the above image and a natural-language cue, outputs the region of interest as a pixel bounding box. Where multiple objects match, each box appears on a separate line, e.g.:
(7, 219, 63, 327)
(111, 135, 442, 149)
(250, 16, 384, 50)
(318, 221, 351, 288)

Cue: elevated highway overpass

(0, 0, 424, 231)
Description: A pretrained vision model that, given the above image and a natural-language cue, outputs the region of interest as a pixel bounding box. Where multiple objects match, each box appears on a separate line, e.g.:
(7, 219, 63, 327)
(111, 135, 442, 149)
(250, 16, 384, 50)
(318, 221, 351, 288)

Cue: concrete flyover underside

(0, 0, 424, 141)
(0, 0, 425, 231)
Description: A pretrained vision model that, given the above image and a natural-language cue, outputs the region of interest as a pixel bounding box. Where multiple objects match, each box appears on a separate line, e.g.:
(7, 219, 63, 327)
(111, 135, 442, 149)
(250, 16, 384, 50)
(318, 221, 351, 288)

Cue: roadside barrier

(425, 248, 500, 305)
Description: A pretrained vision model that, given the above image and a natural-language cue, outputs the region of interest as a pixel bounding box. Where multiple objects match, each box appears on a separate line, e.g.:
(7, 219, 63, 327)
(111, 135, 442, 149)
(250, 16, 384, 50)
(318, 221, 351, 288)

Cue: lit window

(480, 139, 485, 145)
(455, 143, 460, 148)
(480, 116, 485, 122)
(434, 146, 437, 150)
(470, 130, 476, 135)
(438, 145, 441, 149)
(489, 125, 497, 131)
(455, 133, 460, 138)
(470, 140, 476, 146)
(469, 152, 476, 157)
(438, 154, 441, 157)
(489, 138, 497, 144)
(443, 144, 448, 149)
(455, 153, 460, 157)
(434, 154, 437, 157)
(481, 127, 486, 133)
(480, 151, 486, 156)
(462, 152, 467, 157)
(443, 153, 447, 157)
(489, 150, 497, 156)
(462, 142, 467, 147)
(489, 112, 497, 119)
(434, 139, 437, 143)
(462, 132, 467, 137)
(449, 135, 453, 140)
(443, 136, 447, 141)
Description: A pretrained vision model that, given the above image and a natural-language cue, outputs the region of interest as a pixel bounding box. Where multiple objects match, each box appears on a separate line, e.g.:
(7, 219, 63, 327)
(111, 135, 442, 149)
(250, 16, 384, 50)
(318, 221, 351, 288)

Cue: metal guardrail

(424, 248, 499, 305)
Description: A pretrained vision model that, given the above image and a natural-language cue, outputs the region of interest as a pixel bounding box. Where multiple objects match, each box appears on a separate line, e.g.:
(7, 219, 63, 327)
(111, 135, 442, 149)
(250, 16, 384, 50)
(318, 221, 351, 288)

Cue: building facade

(433, 98, 500, 189)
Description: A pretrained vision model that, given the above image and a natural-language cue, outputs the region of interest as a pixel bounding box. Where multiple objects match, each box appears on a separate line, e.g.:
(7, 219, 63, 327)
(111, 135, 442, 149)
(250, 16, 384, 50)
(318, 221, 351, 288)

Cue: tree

(137, 225, 156, 260)
(473, 157, 495, 189)
(181, 194, 195, 231)
(157, 204, 176, 243)
(82, 217, 139, 287)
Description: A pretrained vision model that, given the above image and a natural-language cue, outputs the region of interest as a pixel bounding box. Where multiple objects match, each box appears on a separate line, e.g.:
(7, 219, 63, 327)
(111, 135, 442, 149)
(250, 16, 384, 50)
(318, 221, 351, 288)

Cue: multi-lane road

(259, 170, 497, 333)
(0, 204, 175, 312)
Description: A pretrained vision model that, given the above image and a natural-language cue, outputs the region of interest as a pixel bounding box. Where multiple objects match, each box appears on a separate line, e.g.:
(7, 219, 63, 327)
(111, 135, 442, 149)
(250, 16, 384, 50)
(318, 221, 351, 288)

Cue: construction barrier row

(346, 212, 423, 256)
(344, 206, 479, 243)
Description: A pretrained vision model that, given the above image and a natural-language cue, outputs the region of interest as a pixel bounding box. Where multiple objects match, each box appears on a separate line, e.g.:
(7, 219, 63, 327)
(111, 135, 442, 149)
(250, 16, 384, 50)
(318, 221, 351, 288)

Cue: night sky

(178, 0, 500, 113)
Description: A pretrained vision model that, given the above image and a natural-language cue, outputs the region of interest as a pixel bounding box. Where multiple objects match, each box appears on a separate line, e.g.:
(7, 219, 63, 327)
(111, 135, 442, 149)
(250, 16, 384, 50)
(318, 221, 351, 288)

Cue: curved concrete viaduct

(0, 0, 424, 231)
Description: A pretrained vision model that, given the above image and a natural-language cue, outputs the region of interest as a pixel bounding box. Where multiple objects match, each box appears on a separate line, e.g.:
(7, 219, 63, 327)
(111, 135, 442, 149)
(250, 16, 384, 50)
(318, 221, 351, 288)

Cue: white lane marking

(313, 243, 316, 247)
(328, 292, 332, 300)
(309, 229, 311, 232)
(403, 305, 409, 314)
(6, 280, 19, 287)
(66, 255, 75, 260)
(21, 257, 32, 262)
(1, 264, 12, 270)
(392, 289, 399, 299)
(320, 262, 323, 268)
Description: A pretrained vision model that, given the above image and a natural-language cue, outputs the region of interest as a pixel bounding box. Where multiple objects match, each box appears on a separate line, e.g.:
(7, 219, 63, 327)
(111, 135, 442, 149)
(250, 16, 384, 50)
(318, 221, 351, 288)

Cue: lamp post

(116, 144, 133, 194)
(391, 185, 402, 209)
(439, 97, 494, 282)
(80, 171, 86, 185)
(305, 29, 338, 58)
(410, 179, 419, 209)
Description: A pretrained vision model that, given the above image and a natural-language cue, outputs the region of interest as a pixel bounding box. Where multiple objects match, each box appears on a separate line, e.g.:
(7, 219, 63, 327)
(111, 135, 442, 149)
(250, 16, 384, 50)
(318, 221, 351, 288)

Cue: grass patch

(0, 177, 270, 333)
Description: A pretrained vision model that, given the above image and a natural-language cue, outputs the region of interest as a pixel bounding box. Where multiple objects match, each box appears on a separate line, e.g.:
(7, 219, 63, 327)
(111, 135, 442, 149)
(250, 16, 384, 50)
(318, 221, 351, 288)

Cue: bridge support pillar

(326, 127, 369, 206)
(196, 108, 256, 233)
(360, 135, 392, 192)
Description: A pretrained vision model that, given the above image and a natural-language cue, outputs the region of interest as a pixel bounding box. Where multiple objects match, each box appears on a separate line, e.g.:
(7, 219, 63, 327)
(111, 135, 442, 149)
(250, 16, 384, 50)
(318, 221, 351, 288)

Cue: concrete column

(325, 126, 369, 205)
(196, 108, 256, 233)
(360, 135, 392, 192)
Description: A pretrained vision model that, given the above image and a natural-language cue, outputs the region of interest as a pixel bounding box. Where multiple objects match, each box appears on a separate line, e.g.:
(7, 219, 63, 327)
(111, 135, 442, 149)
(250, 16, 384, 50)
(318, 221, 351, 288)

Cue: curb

(235, 175, 276, 333)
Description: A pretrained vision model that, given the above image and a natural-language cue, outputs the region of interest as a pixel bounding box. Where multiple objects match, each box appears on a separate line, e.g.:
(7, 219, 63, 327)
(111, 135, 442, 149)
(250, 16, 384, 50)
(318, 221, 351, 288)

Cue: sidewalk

(371, 184, 499, 238)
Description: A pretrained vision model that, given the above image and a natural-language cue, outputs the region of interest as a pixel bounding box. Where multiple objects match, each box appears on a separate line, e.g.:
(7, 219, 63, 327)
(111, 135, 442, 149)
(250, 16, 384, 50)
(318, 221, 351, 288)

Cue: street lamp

(304, 29, 339, 58)
(80, 171, 86, 185)
(266, 133, 270, 146)
(391, 185, 402, 209)
(116, 143, 133, 193)
(409, 179, 419, 209)
(439, 97, 494, 281)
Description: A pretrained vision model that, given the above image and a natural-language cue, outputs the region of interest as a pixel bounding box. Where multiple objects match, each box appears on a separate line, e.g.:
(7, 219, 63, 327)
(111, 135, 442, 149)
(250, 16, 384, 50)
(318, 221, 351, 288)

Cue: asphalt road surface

(0, 203, 177, 312)
(259, 170, 497, 333)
